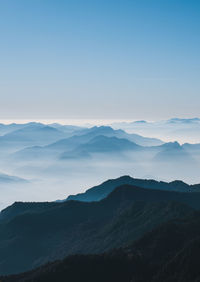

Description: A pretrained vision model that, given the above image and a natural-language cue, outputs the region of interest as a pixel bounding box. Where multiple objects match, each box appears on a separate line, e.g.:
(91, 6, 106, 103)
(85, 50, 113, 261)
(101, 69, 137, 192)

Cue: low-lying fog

(0, 119, 200, 210)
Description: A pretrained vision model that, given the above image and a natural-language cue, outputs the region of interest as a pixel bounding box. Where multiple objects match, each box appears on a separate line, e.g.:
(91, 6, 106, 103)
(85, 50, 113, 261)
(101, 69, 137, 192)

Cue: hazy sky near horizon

(0, 0, 199, 120)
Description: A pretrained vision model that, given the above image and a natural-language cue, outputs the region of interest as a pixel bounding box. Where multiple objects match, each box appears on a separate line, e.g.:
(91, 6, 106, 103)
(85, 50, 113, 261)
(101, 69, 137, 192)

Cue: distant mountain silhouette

(49, 123, 83, 134)
(111, 118, 200, 144)
(167, 117, 200, 124)
(11, 145, 55, 161)
(154, 141, 195, 162)
(10, 125, 164, 162)
(74, 126, 163, 146)
(183, 142, 200, 151)
(47, 126, 163, 150)
(60, 136, 141, 159)
(80, 135, 140, 152)
(0, 123, 67, 150)
(0, 172, 27, 184)
(0, 123, 26, 135)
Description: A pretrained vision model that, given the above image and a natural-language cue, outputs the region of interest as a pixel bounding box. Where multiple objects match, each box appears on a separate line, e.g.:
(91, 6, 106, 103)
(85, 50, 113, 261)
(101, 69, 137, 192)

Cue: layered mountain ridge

(0, 176, 200, 276)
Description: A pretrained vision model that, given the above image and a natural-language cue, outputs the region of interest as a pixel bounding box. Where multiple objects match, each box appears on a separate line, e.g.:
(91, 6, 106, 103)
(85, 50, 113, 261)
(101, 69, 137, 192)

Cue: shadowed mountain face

(3, 208, 200, 282)
(0, 183, 199, 275)
(1, 253, 142, 282)
(2, 175, 200, 222)
(67, 175, 200, 202)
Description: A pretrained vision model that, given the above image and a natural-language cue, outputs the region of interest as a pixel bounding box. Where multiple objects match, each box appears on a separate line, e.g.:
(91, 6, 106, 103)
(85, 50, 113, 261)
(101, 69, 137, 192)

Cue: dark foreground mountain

(2, 175, 200, 223)
(3, 211, 200, 282)
(67, 175, 200, 202)
(0, 183, 199, 275)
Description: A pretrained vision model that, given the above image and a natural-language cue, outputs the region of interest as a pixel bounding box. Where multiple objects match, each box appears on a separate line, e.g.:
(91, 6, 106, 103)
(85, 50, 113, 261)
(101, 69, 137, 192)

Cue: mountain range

(1, 176, 200, 276)
(0, 121, 200, 210)
(10, 127, 198, 163)
(0, 172, 27, 184)
(0, 123, 66, 150)
(1, 122, 199, 165)
(3, 210, 200, 282)
(111, 118, 200, 144)
(66, 175, 200, 202)
(8, 125, 163, 161)
(0, 122, 199, 280)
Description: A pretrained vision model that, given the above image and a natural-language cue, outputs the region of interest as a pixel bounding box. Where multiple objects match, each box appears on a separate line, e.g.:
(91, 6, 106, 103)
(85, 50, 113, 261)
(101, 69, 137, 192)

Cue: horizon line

(0, 117, 199, 126)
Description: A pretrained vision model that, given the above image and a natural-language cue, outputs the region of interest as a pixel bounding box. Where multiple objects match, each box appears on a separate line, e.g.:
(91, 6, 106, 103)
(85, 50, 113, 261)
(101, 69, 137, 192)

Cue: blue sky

(0, 0, 199, 120)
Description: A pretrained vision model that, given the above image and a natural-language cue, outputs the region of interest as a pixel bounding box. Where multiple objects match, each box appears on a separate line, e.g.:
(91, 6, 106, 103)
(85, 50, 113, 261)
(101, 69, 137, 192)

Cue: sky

(0, 0, 199, 121)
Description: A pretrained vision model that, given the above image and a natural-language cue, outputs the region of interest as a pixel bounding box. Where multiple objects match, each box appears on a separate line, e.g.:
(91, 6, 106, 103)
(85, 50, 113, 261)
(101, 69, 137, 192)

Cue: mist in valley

(0, 119, 199, 210)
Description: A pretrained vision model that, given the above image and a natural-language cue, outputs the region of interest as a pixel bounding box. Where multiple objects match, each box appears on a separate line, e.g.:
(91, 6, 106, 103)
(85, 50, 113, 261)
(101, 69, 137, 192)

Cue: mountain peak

(90, 126, 114, 133)
(133, 120, 147, 124)
(161, 141, 181, 149)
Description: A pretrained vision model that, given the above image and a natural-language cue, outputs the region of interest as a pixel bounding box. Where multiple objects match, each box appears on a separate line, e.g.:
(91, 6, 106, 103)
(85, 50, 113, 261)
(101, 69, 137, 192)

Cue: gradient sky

(0, 0, 199, 120)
